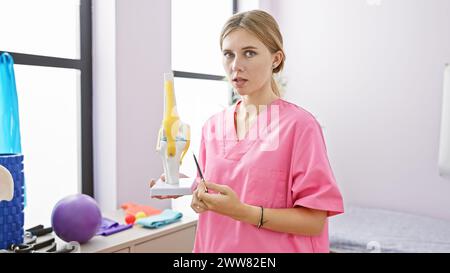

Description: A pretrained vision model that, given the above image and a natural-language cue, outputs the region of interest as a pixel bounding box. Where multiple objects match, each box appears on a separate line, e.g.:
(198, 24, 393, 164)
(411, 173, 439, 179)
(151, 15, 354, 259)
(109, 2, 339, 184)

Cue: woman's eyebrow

(241, 46, 258, 50)
(222, 46, 258, 52)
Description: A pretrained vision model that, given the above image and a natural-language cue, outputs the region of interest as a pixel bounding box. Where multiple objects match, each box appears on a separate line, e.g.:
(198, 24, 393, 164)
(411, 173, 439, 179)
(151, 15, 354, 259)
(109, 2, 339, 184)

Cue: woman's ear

(272, 50, 284, 69)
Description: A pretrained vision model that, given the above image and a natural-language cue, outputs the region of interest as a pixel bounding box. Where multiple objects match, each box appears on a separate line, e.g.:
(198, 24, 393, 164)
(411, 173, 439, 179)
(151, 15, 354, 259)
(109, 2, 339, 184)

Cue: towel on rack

(136, 209, 183, 229)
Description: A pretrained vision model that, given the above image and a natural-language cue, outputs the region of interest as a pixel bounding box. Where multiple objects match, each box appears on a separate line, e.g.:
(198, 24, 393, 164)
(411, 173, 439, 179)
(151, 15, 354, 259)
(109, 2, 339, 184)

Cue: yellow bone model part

(160, 72, 190, 163)
(162, 76, 179, 157)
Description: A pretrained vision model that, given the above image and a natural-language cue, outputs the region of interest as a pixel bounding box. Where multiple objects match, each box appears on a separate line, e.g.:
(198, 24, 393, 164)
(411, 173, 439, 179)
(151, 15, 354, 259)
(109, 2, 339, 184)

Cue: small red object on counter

(125, 214, 136, 225)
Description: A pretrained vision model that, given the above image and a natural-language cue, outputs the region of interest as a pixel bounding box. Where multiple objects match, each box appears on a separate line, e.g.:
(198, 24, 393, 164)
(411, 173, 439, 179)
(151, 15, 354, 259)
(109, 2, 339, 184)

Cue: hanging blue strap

(0, 53, 12, 152)
(0, 52, 26, 207)
(0, 52, 22, 153)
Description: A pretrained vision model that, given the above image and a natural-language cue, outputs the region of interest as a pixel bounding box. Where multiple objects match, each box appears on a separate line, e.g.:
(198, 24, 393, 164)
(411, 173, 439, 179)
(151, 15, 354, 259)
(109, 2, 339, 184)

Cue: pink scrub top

(191, 98, 344, 253)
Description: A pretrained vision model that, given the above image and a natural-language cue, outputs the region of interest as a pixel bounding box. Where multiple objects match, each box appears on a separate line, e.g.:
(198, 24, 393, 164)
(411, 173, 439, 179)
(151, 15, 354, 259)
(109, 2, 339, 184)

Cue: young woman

(151, 10, 344, 253)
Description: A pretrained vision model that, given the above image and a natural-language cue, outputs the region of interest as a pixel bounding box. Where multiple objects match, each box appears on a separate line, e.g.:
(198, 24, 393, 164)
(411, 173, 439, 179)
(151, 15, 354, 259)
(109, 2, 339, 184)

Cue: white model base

(150, 177, 194, 197)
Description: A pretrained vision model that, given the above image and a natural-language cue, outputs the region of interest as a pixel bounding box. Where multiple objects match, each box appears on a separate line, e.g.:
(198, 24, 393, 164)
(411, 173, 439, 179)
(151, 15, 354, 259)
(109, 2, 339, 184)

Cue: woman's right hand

(149, 173, 185, 199)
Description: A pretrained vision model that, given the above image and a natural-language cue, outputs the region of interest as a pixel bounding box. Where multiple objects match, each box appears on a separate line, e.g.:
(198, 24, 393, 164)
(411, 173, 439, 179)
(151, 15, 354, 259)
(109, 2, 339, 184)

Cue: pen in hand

(193, 153, 208, 193)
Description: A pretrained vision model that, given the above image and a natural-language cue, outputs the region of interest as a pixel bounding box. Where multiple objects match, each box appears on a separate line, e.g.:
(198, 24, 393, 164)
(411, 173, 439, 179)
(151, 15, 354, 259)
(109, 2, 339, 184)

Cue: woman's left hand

(197, 181, 245, 220)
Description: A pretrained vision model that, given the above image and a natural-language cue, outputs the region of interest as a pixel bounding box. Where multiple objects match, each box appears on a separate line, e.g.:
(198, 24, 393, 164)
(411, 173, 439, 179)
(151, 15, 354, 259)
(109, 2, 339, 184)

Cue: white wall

(115, 0, 171, 209)
(272, 0, 450, 219)
(93, 0, 171, 212)
(92, 0, 117, 213)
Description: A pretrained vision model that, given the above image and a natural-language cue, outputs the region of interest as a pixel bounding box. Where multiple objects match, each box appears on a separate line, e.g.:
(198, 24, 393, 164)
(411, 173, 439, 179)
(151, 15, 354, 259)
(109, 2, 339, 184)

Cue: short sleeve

(191, 125, 207, 192)
(291, 120, 344, 217)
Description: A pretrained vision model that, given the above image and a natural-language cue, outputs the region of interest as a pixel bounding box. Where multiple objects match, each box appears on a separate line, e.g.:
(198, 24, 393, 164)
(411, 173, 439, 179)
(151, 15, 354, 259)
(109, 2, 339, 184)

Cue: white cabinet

(72, 210, 198, 253)
(134, 225, 196, 253)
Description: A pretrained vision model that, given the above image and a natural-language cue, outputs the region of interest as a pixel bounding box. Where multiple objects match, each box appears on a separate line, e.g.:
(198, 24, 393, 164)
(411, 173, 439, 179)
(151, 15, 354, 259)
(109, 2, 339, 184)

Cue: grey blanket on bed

(329, 205, 450, 253)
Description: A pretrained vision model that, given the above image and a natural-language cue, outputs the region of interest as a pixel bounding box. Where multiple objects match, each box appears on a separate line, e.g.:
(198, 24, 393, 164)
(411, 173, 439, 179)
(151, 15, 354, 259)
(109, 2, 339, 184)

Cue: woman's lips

(232, 78, 248, 88)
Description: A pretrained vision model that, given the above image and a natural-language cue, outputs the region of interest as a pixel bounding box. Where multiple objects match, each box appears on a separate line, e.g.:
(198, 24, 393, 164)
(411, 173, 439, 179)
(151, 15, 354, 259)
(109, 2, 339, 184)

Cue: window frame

(0, 0, 93, 197)
(172, 0, 238, 102)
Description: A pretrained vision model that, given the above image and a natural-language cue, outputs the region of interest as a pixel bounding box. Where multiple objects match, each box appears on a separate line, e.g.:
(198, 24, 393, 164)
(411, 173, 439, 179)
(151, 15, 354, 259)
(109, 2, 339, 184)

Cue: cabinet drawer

(112, 247, 130, 253)
(134, 226, 195, 253)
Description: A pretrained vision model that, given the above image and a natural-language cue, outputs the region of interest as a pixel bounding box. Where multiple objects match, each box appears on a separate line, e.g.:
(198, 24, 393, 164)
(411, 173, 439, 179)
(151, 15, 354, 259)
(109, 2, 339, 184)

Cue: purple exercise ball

(51, 194, 102, 244)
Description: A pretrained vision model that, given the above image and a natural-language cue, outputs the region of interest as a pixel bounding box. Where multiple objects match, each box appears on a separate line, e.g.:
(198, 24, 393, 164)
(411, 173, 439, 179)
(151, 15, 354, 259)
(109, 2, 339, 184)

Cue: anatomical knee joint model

(151, 72, 192, 196)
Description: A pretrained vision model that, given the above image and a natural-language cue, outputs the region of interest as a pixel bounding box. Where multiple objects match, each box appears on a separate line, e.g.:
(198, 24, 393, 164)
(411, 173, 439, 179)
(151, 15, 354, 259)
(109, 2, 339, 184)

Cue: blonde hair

(220, 10, 286, 97)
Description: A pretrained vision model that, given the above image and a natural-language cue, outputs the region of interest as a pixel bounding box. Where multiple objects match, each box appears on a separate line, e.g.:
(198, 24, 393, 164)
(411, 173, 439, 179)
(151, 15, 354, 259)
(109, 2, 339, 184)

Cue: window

(0, 0, 80, 59)
(172, 0, 233, 76)
(0, 0, 92, 227)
